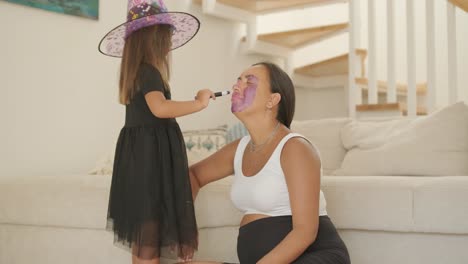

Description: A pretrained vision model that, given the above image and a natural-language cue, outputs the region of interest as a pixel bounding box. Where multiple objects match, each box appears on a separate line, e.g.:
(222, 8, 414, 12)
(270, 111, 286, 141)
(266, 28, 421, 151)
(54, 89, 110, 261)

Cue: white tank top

(230, 133, 327, 217)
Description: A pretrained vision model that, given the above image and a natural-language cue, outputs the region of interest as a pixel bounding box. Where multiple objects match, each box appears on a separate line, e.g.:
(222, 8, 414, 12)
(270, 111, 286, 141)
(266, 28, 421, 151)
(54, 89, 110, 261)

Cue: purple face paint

(231, 75, 258, 113)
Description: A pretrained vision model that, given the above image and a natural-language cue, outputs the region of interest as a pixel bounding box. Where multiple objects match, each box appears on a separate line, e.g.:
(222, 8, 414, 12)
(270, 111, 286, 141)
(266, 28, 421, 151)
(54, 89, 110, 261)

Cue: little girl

(98, 1, 212, 263)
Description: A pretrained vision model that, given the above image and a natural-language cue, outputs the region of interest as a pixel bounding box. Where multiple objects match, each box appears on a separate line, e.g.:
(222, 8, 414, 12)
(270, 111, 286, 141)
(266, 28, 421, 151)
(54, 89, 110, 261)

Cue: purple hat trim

(98, 0, 200, 57)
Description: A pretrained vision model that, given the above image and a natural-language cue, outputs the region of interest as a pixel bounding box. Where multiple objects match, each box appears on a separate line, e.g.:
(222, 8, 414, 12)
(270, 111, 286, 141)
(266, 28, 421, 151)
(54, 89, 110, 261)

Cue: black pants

(229, 215, 350, 264)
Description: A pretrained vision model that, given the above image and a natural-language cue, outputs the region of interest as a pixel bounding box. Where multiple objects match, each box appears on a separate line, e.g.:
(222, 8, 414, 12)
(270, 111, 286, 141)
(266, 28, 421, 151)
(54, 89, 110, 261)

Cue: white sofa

(1, 102, 468, 264)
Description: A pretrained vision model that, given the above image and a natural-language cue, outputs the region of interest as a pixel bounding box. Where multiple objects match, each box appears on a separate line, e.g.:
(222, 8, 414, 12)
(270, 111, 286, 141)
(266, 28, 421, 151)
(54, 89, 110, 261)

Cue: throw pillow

(334, 102, 468, 176)
(291, 118, 351, 175)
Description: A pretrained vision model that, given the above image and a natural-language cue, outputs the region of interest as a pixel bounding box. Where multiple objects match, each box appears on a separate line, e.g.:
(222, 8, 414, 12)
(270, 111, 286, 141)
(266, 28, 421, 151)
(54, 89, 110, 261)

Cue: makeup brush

(195, 90, 231, 99)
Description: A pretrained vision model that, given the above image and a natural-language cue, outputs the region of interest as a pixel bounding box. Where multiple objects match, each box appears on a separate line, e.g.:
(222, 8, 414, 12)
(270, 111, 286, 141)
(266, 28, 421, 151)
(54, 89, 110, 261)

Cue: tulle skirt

(107, 123, 198, 260)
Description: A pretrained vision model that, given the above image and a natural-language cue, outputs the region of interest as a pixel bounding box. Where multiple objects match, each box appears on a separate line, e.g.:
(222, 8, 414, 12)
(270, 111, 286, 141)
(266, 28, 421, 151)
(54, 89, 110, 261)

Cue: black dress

(107, 63, 198, 260)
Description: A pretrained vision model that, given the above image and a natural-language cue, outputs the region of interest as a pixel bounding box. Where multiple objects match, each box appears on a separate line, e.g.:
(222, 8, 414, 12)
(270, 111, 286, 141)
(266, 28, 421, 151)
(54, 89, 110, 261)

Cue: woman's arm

(257, 137, 322, 264)
(144, 89, 214, 118)
(189, 139, 240, 199)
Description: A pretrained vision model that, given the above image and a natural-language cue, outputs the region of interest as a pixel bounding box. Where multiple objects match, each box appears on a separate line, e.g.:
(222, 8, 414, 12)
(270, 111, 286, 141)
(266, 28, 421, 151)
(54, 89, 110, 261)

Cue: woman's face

(231, 65, 270, 113)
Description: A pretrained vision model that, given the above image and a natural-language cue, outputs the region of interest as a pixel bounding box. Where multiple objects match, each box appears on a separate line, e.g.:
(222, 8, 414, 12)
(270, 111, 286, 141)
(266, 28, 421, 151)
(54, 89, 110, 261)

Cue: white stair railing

(426, 0, 437, 113)
(387, 0, 397, 104)
(348, 0, 359, 117)
(367, 0, 378, 105)
(406, 0, 417, 117)
(447, 1, 459, 104)
(348, 0, 466, 117)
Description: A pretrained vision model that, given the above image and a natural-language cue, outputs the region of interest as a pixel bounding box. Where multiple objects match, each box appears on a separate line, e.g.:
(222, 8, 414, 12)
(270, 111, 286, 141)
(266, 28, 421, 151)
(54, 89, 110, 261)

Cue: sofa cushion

(2, 174, 467, 239)
(322, 176, 468, 234)
(291, 118, 351, 175)
(413, 176, 468, 234)
(340, 117, 414, 150)
(0, 175, 241, 231)
(195, 176, 242, 229)
(322, 176, 415, 232)
(195, 226, 239, 263)
(0, 175, 110, 229)
(334, 102, 468, 176)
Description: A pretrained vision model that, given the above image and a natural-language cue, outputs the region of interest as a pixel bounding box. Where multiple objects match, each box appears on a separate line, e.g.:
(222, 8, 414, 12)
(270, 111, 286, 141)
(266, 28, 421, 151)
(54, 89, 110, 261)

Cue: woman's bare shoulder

(281, 136, 321, 168)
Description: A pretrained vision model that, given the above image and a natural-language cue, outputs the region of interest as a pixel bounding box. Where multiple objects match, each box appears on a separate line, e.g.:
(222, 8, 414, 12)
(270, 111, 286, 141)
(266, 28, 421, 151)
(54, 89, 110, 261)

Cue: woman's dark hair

(253, 62, 295, 128)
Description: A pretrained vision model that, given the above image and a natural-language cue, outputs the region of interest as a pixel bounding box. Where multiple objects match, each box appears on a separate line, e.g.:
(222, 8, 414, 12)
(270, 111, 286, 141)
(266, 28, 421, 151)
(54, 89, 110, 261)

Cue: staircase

(357, 78, 428, 116)
(193, 0, 336, 13)
(242, 23, 348, 49)
(191, 0, 467, 118)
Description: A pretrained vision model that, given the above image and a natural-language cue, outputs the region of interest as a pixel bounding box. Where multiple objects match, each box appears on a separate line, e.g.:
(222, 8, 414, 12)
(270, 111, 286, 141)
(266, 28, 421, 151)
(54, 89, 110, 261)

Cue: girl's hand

(195, 89, 215, 109)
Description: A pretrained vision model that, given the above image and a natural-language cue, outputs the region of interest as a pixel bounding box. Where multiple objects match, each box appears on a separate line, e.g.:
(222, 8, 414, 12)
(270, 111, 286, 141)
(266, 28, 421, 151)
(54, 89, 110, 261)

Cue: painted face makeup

(231, 75, 258, 113)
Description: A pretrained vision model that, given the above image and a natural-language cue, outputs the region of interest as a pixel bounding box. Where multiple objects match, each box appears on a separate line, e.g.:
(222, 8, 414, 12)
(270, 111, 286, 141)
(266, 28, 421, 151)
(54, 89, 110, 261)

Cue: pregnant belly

(240, 213, 271, 227)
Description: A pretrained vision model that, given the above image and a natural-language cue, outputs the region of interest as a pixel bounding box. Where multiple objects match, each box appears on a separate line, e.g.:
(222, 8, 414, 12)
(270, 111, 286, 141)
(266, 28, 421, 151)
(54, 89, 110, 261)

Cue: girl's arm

(144, 89, 214, 118)
(257, 137, 322, 264)
(189, 139, 240, 199)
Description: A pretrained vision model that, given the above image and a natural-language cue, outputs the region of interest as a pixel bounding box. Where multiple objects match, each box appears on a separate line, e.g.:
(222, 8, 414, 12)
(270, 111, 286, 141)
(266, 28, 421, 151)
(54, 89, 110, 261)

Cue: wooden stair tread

(356, 103, 400, 111)
(294, 49, 367, 77)
(449, 0, 468, 12)
(248, 23, 348, 49)
(193, 0, 334, 13)
(399, 102, 428, 115)
(356, 77, 427, 96)
(357, 103, 428, 115)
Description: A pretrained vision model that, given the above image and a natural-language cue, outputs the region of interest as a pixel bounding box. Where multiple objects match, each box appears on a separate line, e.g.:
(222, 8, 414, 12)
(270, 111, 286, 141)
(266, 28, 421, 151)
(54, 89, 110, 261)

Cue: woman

(187, 62, 350, 264)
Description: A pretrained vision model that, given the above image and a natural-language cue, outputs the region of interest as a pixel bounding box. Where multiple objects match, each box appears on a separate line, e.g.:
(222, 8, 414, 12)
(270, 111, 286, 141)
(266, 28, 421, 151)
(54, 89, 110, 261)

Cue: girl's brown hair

(119, 24, 172, 104)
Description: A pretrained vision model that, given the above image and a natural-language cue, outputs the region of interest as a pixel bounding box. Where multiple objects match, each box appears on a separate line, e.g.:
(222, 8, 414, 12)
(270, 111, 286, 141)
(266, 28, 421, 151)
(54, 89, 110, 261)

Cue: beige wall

(0, 0, 269, 178)
(295, 87, 348, 120)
